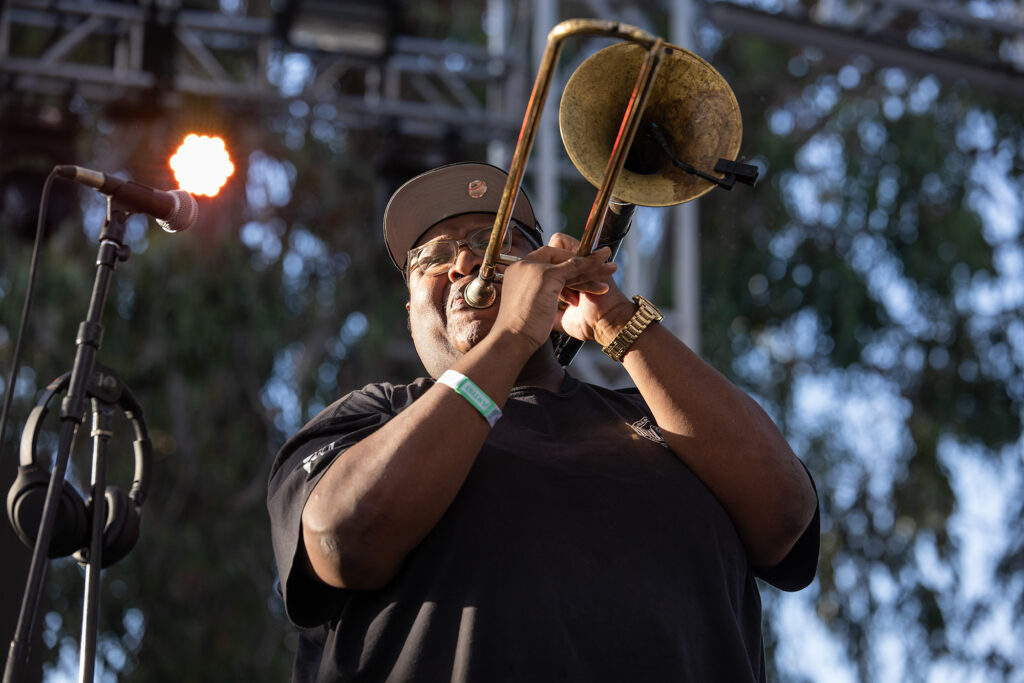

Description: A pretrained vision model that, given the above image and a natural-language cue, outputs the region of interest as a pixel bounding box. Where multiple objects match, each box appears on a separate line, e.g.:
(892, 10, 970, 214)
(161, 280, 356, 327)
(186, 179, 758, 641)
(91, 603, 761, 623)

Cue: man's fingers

(571, 280, 611, 294)
(528, 243, 608, 265)
(547, 231, 581, 252)
(548, 250, 615, 297)
(502, 245, 614, 312)
(547, 246, 613, 273)
(512, 246, 612, 284)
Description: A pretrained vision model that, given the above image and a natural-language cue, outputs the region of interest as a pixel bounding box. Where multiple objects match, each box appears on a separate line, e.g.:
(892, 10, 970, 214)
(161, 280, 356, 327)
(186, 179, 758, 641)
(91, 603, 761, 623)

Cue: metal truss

(0, 0, 272, 99)
(4, 0, 1017, 153)
(0, 0, 525, 142)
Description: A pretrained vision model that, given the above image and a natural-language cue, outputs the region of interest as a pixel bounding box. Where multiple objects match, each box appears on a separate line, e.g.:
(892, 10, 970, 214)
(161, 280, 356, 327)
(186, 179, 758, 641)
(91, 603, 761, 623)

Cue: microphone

(56, 165, 199, 233)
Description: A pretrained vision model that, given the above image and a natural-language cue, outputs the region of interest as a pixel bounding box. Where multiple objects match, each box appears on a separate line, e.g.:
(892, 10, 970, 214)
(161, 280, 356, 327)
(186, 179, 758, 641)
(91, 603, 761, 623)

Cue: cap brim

(383, 162, 540, 272)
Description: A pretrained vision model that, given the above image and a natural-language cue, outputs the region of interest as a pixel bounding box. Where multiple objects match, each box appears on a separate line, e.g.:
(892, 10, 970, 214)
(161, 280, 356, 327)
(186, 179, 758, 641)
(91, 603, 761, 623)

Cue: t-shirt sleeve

(753, 463, 820, 592)
(266, 382, 418, 627)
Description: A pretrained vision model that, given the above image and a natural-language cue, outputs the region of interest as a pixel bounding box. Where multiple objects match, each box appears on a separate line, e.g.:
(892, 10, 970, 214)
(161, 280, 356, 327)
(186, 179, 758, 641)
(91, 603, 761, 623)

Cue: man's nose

(448, 243, 482, 281)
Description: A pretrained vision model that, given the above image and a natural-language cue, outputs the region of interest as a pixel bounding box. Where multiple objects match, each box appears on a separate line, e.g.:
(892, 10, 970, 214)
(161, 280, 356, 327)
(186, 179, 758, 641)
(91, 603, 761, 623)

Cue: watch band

(601, 295, 664, 362)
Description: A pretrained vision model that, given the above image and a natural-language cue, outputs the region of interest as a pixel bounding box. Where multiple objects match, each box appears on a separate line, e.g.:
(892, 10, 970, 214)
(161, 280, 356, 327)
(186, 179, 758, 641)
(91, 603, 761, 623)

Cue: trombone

(463, 18, 757, 310)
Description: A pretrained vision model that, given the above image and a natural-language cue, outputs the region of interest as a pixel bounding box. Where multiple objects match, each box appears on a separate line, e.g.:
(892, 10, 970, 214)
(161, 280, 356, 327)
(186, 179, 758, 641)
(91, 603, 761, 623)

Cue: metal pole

(78, 398, 114, 683)
(533, 0, 558, 234)
(671, 0, 701, 354)
(487, 0, 509, 166)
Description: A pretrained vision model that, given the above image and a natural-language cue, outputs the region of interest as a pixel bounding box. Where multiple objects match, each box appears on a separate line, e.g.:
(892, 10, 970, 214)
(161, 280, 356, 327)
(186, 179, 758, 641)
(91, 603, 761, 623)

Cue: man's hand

(543, 233, 635, 345)
(492, 242, 617, 350)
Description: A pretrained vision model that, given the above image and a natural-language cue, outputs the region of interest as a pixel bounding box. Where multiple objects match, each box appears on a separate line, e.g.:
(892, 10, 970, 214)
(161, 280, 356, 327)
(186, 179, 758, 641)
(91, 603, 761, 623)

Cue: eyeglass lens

(410, 227, 512, 276)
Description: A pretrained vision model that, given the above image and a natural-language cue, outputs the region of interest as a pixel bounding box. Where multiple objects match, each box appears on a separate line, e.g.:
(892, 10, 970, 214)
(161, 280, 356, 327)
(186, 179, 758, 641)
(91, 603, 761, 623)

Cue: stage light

(276, 0, 394, 59)
(169, 134, 234, 197)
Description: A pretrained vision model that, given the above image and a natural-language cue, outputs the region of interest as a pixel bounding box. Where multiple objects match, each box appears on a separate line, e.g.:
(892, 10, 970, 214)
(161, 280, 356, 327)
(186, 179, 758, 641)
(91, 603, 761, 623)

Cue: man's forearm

(604, 317, 817, 569)
(301, 330, 535, 590)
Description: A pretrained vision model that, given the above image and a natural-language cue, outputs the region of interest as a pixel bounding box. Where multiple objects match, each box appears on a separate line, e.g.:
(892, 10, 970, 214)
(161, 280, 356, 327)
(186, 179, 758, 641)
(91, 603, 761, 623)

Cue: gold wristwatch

(601, 295, 663, 362)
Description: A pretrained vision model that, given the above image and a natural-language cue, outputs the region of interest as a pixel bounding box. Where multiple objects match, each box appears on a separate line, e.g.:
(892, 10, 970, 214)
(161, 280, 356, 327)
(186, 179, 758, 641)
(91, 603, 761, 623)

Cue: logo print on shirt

(630, 417, 668, 447)
(302, 439, 342, 473)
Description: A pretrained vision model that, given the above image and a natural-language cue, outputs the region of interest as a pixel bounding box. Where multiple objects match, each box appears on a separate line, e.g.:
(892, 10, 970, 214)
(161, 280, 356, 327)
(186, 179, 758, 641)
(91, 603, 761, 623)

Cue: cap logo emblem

(467, 179, 487, 198)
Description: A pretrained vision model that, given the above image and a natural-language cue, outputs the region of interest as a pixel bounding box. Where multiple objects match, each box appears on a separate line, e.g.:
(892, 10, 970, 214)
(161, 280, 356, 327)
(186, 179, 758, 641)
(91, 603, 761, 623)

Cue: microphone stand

(5, 197, 137, 683)
(77, 396, 114, 683)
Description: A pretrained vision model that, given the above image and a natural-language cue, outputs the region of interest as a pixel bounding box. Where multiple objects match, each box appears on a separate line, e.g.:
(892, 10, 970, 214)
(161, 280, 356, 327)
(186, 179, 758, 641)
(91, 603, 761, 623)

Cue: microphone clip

(712, 159, 760, 190)
(647, 121, 759, 192)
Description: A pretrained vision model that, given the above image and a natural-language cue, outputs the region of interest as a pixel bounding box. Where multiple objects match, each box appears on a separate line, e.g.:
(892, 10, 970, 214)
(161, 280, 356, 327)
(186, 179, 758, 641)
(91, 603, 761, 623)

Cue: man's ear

(405, 301, 411, 332)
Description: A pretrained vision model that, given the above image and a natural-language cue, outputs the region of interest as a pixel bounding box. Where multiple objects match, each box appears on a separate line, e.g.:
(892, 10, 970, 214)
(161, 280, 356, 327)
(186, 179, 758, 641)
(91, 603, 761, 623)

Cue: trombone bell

(560, 42, 743, 207)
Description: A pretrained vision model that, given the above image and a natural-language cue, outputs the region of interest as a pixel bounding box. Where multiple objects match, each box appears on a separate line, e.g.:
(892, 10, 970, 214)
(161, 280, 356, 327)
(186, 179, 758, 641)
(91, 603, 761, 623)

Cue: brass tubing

(463, 35, 564, 308)
(464, 18, 659, 309)
(577, 38, 664, 257)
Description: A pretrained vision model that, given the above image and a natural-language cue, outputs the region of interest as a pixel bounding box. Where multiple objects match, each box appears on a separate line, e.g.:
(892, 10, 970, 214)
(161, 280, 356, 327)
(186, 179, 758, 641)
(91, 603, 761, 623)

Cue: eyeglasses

(407, 225, 519, 277)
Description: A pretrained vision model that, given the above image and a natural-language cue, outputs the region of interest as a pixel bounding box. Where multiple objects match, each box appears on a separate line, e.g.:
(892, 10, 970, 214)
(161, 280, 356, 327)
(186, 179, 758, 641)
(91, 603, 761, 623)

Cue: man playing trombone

(267, 162, 819, 682)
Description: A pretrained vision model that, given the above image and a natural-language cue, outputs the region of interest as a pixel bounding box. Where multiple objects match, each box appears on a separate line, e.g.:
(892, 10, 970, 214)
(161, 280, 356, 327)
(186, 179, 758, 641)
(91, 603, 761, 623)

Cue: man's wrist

(600, 295, 664, 362)
(437, 370, 502, 427)
(594, 299, 643, 348)
(485, 325, 550, 360)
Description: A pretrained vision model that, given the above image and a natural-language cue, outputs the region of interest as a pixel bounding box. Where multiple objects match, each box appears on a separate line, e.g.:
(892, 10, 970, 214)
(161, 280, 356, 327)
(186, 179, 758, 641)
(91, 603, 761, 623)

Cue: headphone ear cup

(6, 465, 89, 558)
(96, 487, 140, 568)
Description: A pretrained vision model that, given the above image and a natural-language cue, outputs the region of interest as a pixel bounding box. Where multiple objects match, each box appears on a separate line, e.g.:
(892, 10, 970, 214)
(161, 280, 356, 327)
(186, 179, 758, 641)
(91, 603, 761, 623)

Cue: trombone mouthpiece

(464, 277, 497, 309)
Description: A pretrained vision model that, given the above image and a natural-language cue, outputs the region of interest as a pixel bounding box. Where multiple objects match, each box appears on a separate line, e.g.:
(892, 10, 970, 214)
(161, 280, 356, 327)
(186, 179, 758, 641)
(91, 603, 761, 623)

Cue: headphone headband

(20, 364, 151, 506)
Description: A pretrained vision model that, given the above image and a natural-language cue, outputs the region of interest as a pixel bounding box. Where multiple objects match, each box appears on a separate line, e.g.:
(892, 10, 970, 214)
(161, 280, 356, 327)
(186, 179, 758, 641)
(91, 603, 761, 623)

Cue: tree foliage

(2, 2, 1022, 682)
(702, 20, 1024, 683)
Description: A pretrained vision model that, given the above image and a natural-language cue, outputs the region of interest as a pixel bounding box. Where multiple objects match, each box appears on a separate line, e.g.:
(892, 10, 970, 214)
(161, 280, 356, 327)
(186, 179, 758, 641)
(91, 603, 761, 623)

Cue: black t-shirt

(267, 374, 819, 683)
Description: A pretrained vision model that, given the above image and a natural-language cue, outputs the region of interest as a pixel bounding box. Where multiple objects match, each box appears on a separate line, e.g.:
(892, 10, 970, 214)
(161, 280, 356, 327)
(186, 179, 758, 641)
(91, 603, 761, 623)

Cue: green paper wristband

(437, 370, 502, 427)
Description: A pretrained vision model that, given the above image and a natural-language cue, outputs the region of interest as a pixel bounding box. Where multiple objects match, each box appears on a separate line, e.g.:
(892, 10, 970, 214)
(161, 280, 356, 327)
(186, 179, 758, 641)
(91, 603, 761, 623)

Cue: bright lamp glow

(169, 134, 234, 197)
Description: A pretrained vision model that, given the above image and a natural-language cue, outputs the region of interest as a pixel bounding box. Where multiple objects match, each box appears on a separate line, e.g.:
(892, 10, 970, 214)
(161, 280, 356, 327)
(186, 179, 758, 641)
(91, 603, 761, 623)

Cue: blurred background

(1, 0, 1022, 680)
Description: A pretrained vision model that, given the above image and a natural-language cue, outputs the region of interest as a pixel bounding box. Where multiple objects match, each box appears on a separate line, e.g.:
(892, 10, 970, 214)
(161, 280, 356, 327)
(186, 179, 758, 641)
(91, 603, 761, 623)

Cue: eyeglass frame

(404, 221, 540, 280)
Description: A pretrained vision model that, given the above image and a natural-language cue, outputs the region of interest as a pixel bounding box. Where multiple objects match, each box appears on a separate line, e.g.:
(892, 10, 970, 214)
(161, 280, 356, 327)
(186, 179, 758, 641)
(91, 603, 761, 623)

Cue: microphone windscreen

(158, 190, 199, 233)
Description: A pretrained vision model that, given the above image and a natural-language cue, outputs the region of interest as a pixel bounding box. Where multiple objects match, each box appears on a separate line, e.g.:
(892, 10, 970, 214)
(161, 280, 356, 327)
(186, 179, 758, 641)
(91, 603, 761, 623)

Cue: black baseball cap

(382, 162, 542, 272)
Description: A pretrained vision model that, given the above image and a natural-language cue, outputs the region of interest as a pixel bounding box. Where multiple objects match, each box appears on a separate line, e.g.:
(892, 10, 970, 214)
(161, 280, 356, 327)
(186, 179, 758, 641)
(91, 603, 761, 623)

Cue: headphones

(6, 365, 152, 568)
